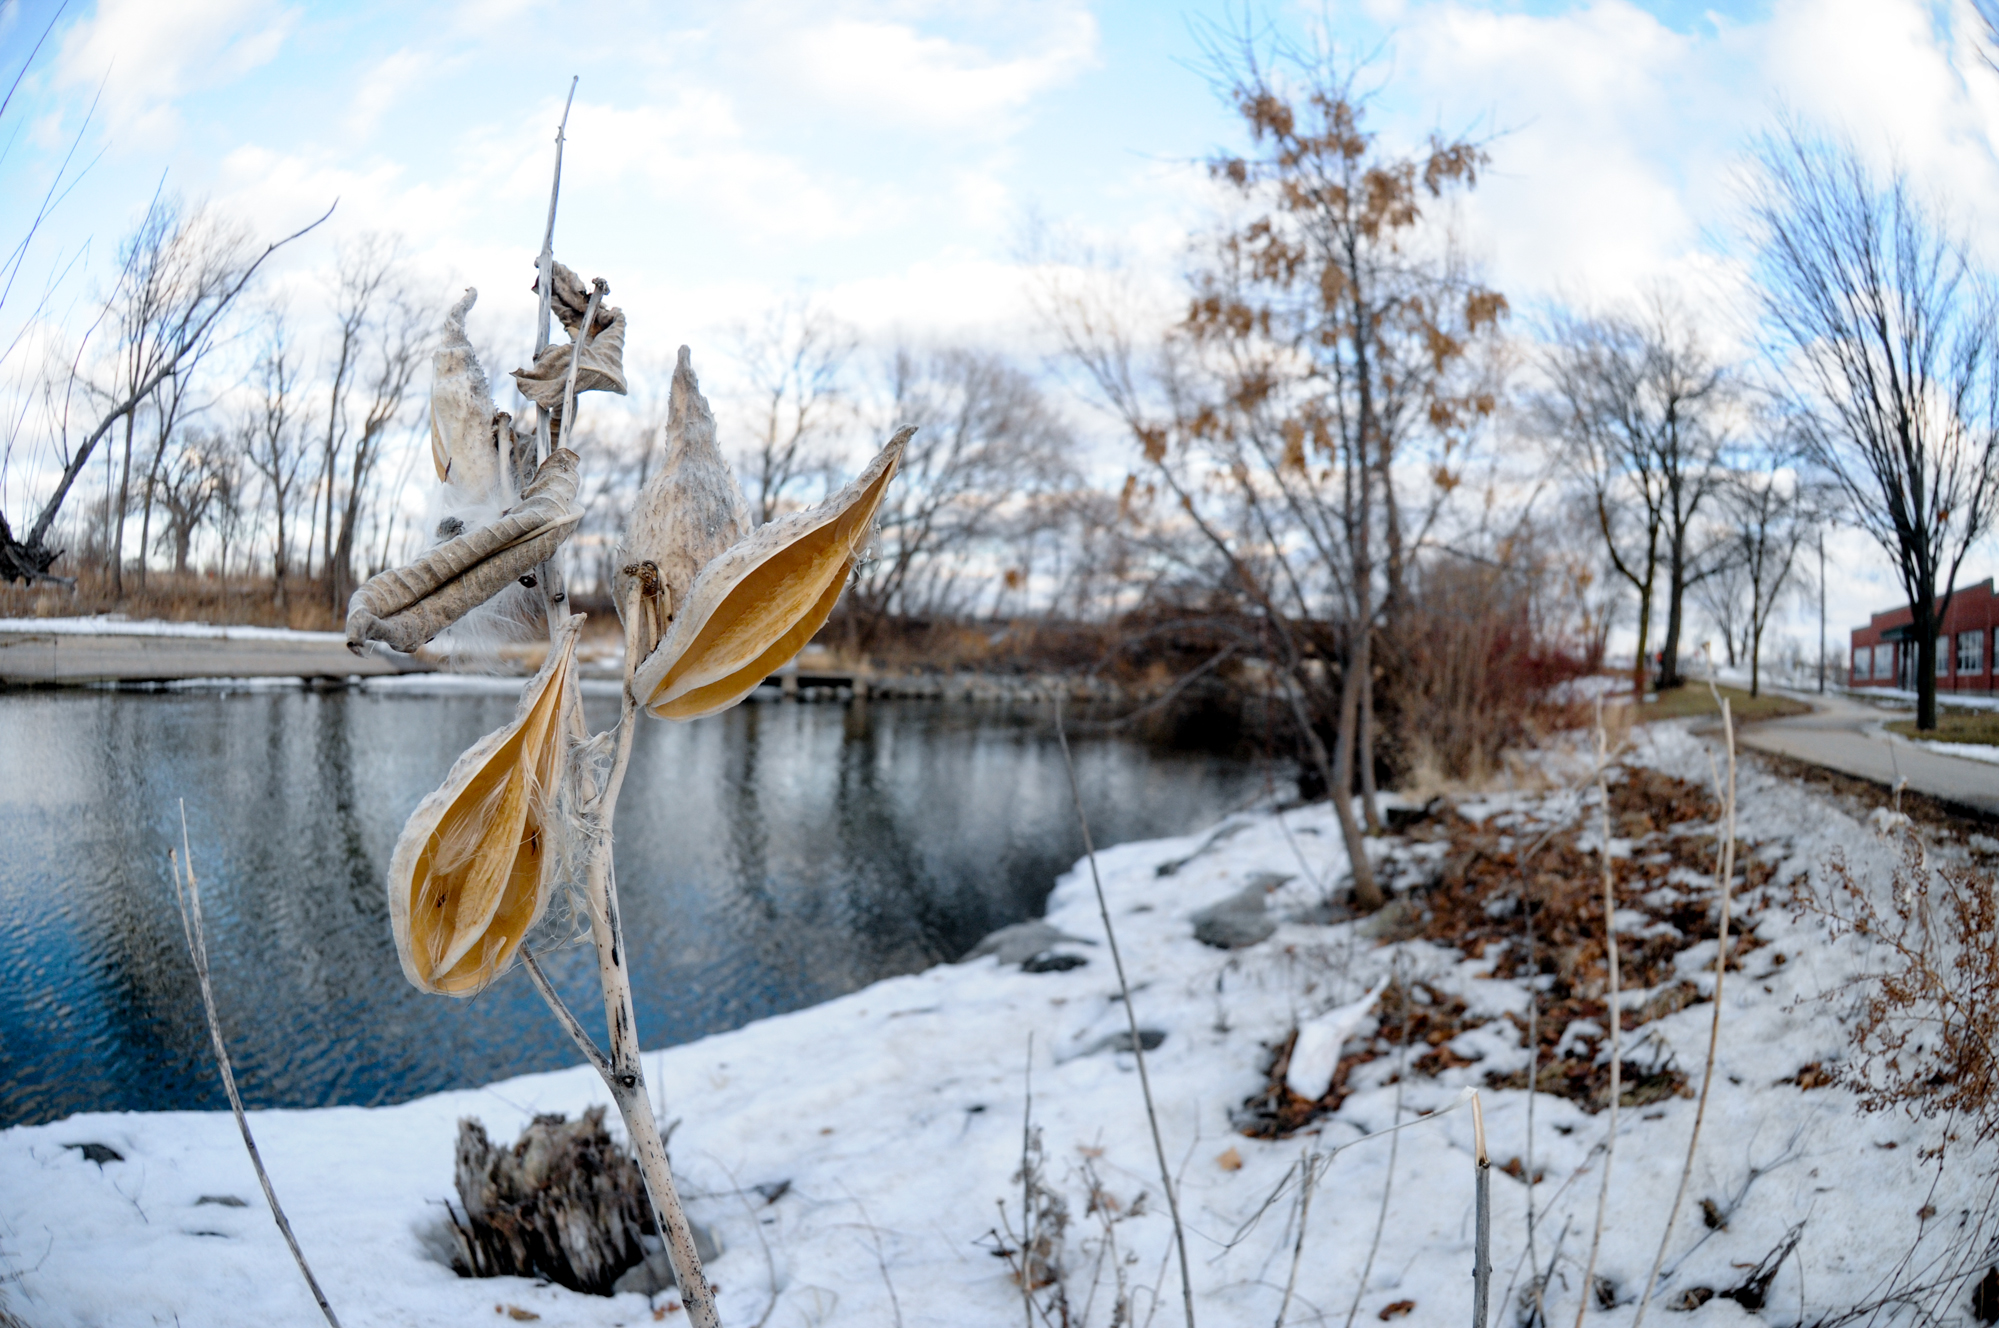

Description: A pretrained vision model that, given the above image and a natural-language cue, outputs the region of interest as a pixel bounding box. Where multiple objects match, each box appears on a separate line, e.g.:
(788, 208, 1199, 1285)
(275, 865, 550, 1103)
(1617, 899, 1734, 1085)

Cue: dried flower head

(345, 450, 583, 654)
(430, 287, 504, 500)
(613, 347, 751, 661)
(511, 260, 628, 411)
(625, 406, 912, 720)
(388, 617, 582, 996)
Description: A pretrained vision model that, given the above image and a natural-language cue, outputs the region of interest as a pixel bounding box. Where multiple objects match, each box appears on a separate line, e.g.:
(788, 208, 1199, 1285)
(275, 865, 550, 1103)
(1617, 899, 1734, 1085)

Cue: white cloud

(53, 0, 296, 145)
(774, 8, 1097, 134)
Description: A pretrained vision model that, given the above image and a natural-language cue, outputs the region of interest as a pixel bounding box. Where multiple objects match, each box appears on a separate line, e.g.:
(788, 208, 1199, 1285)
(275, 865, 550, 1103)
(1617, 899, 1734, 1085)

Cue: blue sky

(3, 0, 1997, 644)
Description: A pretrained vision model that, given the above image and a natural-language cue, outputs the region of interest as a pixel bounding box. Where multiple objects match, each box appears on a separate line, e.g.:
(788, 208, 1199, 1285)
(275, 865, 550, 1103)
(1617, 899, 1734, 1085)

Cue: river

(0, 685, 1269, 1126)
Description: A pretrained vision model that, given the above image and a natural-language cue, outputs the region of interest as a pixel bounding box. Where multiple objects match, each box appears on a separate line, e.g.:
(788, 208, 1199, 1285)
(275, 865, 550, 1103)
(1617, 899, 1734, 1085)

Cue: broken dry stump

(446, 1108, 650, 1296)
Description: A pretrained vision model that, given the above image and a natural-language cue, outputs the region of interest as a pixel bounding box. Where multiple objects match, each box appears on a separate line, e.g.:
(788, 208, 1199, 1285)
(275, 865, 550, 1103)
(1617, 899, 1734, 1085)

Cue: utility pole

(1818, 525, 1826, 693)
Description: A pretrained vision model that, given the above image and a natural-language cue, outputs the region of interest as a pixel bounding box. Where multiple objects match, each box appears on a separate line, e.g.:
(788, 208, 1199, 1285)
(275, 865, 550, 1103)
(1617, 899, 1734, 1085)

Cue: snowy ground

(3, 722, 1993, 1327)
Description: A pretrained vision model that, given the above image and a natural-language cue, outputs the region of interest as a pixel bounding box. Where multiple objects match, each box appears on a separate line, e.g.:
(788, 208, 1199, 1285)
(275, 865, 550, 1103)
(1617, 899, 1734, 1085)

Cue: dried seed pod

(430, 288, 503, 500)
(614, 347, 750, 662)
(389, 617, 581, 996)
(345, 450, 583, 655)
(632, 424, 913, 720)
(511, 262, 627, 411)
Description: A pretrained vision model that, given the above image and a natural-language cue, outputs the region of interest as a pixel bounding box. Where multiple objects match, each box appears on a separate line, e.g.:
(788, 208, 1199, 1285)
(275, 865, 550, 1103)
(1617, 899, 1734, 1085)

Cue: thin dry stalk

(1573, 709, 1622, 1328)
(1053, 693, 1196, 1328)
(531, 77, 579, 635)
(170, 807, 340, 1328)
(525, 580, 718, 1328)
(1021, 1035, 1036, 1328)
(1632, 684, 1736, 1327)
(1473, 1091, 1491, 1328)
(1343, 960, 1409, 1328)
(1273, 1153, 1316, 1328)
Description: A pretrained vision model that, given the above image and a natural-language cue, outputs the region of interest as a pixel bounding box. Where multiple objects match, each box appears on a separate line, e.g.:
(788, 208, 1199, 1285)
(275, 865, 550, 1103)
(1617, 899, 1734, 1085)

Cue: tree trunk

(1328, 648, 1384, 911)
(1631, 581, 1652, 702)
(1915, 601, 1938, 731)
(1658, 557, 1686, 689)
(1749, 623, 1762, 698)
(1358, 659, 1382, 834)
(113, 413, 135, 596)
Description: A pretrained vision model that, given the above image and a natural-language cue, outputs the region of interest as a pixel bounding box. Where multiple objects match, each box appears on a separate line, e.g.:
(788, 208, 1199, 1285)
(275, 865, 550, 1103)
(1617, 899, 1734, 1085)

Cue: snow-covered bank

(3, 724, 1989, 1326)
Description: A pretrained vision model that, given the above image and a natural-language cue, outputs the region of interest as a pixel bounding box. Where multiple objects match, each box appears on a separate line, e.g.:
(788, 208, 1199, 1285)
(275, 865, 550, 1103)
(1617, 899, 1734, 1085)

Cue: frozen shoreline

(2, 722, 1987, 1326)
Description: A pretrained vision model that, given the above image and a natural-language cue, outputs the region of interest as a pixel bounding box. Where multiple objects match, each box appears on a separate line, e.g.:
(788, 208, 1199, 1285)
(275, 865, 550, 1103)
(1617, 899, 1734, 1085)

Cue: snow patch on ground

(2, 723, 1988, 1326)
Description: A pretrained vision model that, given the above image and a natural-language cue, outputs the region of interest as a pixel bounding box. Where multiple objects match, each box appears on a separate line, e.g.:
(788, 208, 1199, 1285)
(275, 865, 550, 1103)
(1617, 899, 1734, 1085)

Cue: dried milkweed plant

(1795, 838, 1999, 1147)
(335, 91, 909, 1328)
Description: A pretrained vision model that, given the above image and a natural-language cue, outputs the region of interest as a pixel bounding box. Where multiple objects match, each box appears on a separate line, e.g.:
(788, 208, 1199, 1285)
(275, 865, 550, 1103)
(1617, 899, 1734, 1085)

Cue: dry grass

(1638, 684, 1810, 723)
(0, 570, 342, 630)
(1886, 707, 1999, 747)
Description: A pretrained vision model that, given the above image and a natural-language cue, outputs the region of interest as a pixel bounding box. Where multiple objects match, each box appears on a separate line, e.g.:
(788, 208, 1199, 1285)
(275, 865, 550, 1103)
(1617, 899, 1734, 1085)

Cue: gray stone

(612, 1222, 724, 1297)
(1190, 884, 1282, 950)
(960, 920, 1094, 965)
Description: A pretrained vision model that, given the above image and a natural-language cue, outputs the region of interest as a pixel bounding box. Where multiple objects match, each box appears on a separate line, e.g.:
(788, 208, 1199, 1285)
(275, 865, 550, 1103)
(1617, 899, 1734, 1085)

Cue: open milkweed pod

(613, 346, 750, 661)
(344, 450, 582, 655)
(388, 617, 581, 997)
(631, 424, 914, 720)
(511, 261, 627, 411)
(430, 288, 503, 501)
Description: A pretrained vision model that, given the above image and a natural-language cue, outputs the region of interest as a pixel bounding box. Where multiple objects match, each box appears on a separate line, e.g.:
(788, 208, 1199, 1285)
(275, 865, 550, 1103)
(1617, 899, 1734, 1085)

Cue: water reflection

(0, 688, 1266, 1126)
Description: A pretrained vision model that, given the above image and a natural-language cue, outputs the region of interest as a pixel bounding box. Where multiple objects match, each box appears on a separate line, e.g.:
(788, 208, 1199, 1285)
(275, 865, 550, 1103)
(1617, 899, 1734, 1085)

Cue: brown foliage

(1796, 838, 1999, 1144)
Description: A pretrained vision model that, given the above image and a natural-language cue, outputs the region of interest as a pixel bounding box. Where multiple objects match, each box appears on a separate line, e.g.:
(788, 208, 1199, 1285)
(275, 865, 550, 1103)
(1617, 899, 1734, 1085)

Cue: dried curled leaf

(345, 450, 582, 654)
(632, 426, 912, 720)
(511, 262, 626, 410)
(614, 347, 750, 661)
(388, 617, 580, 996)
(431, 288, 503, 500)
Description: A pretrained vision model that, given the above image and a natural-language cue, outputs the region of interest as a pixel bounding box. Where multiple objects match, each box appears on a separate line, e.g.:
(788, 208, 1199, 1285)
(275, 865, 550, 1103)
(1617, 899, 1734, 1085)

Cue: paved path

(1735, 689, 1999, 817)
(0, 619, 426, 685)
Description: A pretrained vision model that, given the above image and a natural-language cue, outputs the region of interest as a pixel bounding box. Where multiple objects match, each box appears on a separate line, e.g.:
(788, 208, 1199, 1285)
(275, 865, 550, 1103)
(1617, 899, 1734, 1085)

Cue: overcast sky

(4, 0, 1998, 656)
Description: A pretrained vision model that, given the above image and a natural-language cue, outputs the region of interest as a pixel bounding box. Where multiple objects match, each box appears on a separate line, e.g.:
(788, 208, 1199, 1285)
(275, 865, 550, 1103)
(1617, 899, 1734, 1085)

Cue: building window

(1961, 630, 1985, 676)
(1940, 636, 1951, 676)
(1876, 644, 1892, 680)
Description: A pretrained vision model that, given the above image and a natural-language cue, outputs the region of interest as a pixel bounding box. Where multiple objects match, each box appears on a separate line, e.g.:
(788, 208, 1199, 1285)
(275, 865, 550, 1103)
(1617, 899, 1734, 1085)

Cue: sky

(3, 0, 1999, 656)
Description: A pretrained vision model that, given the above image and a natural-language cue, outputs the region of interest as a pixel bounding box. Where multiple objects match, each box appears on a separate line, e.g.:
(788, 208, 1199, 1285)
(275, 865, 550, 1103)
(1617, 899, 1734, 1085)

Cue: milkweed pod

(430, 288, 503, 501)
(614, 347, 750, 661)
(344, 450, 583, 655)
(511, 262, 627, 412)
(388, 617, 581, 996)
(632, 425, 913, 720)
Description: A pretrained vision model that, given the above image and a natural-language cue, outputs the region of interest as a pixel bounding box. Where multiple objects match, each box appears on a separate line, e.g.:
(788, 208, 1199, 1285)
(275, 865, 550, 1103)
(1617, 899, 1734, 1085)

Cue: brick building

(1851, 577, 1999, 693)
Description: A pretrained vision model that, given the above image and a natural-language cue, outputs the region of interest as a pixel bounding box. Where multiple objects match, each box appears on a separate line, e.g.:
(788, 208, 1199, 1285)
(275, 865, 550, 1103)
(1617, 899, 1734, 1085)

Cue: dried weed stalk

(1797, 838, 1999, 1146)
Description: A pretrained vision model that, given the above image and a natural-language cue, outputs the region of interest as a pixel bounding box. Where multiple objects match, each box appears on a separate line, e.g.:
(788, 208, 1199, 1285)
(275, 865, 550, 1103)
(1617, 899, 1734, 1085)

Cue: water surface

(0, 687, 1267, 1126)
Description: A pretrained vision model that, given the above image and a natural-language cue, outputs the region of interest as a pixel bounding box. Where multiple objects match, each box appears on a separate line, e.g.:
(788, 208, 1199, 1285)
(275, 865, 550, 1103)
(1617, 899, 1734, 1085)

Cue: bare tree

(845, 345, 1075, 642)
(1752, 127, 1999, 730)
(149, 427, 228, 575)
(99, 198, 250, 594)
(1728, 454, 1816, 698)
(729, 298, 857, 523)
(1540, 295, 1732, 694)
(311, 234, 429, 609)
(240, 312, 307, 606)
(1, 201, 327, 584)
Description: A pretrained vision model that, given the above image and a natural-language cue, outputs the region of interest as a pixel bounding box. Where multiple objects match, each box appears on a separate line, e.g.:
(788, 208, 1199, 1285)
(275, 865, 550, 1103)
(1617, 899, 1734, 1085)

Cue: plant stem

(1574, 709, 1621, 1328)
(171, 808, 339, 1328)
(1633, 683, 1737, 1326)
(1473, 1091, 1491, 1328)
(1053, 692, 1195, 1327)
(525, 589, 718, 1326)
(532, 77, 578, 639)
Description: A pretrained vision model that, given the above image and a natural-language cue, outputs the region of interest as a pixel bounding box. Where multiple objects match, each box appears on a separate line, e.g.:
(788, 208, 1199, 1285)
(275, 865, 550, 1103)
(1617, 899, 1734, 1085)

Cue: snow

(2, 722, 1990, 1326)
(0, 616, 345, 644)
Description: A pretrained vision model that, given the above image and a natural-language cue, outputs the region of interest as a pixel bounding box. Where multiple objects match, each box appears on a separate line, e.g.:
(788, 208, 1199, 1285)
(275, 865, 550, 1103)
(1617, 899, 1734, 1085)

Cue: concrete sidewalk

(1734, 689, 1999, 818)
(0, 618, 425, 685)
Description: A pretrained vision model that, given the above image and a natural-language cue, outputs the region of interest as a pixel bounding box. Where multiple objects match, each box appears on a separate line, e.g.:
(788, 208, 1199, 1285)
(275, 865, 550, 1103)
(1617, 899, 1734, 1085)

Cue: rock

(1022, 952, 1087, 973)
(195, 1195, 248, 1207)
(1086, 1029, 1166, 1055)
(960, 920, 1094, 966)
(65, 1142, 121, 1165)
(1191, 884, 1281, 949)
(611, 1223, 725, 1297)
